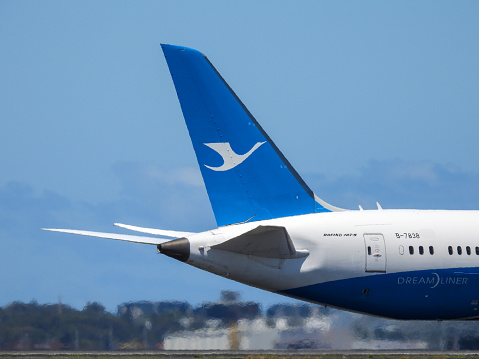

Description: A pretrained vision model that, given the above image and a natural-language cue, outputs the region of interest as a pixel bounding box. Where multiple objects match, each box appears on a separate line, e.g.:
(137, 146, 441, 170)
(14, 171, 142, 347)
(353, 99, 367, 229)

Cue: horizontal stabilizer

(113, 223, 195, 238)
(211, 225, 308, 259)
(42, 228, 168, 245)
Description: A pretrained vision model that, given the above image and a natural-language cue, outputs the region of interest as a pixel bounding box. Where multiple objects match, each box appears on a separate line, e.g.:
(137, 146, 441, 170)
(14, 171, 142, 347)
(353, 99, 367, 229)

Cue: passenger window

(429, 246, 434, 255)
(457, 246, 462, 255)
(368, 246, 371, 255)
(399, 245, 404, 255)
(448, 246, 453, 255)
(476, 246, 479, 255)
(409, 246, 414, 255)
(419, 246, 424, 255)
(467, 246, 471, 255)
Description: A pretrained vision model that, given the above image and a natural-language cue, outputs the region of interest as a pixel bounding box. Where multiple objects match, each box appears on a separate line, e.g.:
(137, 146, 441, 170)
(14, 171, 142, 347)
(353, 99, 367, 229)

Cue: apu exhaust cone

(157, 238, 190, 262)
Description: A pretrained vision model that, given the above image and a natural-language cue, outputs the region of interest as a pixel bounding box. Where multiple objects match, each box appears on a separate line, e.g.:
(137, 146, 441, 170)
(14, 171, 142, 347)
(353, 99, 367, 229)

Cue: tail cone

(157, 238, 190, 262)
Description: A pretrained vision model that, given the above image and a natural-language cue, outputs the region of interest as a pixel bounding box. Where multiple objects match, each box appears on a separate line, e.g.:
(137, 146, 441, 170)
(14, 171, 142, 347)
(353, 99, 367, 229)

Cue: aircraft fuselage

(176, 209, 479, 320)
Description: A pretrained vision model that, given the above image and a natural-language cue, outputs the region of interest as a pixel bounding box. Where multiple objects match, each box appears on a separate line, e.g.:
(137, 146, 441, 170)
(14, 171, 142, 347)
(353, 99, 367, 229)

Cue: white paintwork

(182, 209, 479, 292)
(203, 142, 266, 172)
(113, 223, 194, 238)
(211, 225, 308, 259)
(313, 194, 346, 212)
(42, 228, 167, 245)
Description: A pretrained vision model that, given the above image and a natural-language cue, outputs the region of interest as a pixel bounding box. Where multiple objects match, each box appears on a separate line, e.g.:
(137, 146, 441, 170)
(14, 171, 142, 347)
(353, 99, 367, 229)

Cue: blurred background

(3, 290, 479, 350)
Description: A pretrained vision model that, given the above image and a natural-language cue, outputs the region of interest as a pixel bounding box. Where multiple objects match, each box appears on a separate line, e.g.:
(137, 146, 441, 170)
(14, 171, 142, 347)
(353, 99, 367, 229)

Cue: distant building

(164, 318, 278, 350)
(164, 304, 333, 350)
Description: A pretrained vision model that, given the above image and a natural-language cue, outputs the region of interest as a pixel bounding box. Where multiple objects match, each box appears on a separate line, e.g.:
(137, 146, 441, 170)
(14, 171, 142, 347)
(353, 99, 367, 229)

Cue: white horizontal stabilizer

(113, 223, 194, 238)
(211, 225, 309, 259)
(42, 228, 168, 245)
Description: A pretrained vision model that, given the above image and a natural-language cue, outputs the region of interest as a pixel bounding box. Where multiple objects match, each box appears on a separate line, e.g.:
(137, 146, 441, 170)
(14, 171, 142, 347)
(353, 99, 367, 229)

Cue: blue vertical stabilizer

(162, 44, 341, 226)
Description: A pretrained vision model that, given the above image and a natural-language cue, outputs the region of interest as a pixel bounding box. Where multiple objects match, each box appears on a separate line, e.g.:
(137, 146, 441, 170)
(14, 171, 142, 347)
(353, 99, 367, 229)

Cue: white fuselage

(184, 210, 479, 320)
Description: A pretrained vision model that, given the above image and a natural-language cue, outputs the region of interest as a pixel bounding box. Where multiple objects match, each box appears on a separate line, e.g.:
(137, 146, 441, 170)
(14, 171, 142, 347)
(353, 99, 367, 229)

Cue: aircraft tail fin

(161, 44, 344, 226)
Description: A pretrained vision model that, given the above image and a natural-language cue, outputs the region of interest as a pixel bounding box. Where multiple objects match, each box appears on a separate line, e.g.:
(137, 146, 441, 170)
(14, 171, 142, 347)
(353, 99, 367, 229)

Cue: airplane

(44, 44, 479, 321)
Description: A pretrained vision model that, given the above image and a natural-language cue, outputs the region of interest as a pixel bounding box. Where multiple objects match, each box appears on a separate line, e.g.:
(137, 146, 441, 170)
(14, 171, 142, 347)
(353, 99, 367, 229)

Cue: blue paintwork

(161, 44, 330, 227)
(281, 267, 479, 320)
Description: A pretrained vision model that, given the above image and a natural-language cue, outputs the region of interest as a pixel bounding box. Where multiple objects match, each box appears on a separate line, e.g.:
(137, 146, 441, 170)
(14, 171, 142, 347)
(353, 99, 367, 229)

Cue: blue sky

(1, 1, 479, 312)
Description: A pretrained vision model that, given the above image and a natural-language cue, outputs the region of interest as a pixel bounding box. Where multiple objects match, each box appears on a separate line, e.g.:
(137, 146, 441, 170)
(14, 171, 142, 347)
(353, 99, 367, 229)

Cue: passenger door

(364, 234, 387, 273)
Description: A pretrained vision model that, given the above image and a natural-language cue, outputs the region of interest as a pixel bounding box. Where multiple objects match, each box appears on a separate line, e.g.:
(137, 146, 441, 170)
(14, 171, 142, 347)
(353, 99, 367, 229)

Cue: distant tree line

(0, 291, 262, 350)
(3, 291, 479, 351)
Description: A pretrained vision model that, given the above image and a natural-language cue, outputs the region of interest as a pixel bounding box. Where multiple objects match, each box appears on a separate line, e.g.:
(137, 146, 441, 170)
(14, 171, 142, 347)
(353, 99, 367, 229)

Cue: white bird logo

(204, 142, 266, 171)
